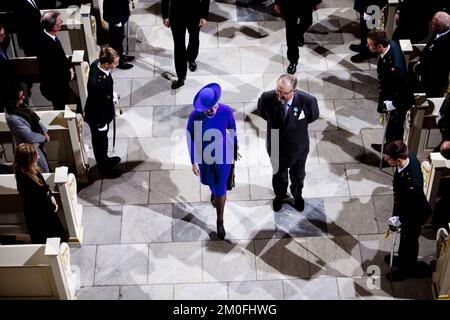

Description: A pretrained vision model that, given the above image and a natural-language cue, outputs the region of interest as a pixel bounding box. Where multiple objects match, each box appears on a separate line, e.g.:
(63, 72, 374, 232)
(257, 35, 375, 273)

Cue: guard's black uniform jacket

(377, 40, 415, 113)
(393, 152, 432, 269)
(103, 0, 131, 25)
(83, 59, 115, 128)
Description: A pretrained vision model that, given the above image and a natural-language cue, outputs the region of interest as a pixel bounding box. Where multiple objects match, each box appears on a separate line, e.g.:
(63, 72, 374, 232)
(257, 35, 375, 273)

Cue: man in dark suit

(83, 47, 121, 177)
(257, 74, 319, 212)
(383, 141, 432, 281)
(367, 29, 415, 152)
(438, 94, 450, 159)
(391, 0, 432, 44)
(13, 0, 42, 57)
(350, 0, 386, 63)
(413, 11, 450, 98)
(274, 0, 321, 74)
(103, 0, 134, 70)
(0, 24, 18, 111)
(162, 0, 210, 89)
(37, 11, 78, 110)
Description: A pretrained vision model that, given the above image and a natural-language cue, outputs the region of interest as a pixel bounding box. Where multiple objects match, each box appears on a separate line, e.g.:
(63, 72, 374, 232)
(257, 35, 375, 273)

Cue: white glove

(113, 91, 120, 104)
(98, 124, 108, 132)
(363, 12, 372, 21)
(115, 22, 123, 27)
(384, 100, 396, 112)
(388, 216, 401, 227)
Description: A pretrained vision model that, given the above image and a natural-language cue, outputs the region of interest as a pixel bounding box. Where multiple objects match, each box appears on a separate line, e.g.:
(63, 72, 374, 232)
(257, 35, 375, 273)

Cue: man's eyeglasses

(276, 89, 294, 96)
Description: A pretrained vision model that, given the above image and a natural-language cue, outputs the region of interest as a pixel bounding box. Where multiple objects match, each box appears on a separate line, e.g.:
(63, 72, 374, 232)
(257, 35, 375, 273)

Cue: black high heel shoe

(217, 219, 226, 240)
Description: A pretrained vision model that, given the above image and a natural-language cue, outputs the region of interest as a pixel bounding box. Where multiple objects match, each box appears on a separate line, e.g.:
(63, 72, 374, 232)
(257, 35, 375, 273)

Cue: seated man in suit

(413, 11, 450, 98)
(37, 11, 80, 110)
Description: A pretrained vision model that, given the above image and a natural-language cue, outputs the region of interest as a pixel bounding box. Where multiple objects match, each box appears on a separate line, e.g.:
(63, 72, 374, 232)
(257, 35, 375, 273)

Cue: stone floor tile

(218, 22, 262, 47)
(249, 166, 275, 200)
(172, 202, 217, 242)
(128, 4, 158, 26)
(316, 129, 365, 164)
(283, 278, 340, 300)
(113, 78, 133, 107)
(303, 164, 350, 198)
(77, 180, 102, 207)
(196, 47, 241, 75)
(148, 242, 203, 284)
(219, 74, 264, 103)
(236, 1, 277, 22)
(306, 235, 364, 277)
(120, 284, 174, 300)
(240, 46, 284, 74)
(351, 70, 379, 99)
(70, 245, 96, 287)
(127, 137, 175, 171)
(334, 98, 381, 131)
(360, 128, 386, 164)
(255, 238, 310, 280)
(81, 206, 123, 245)
(121, 204, 172, 243)
(372, 195, 394, 233)
(259, 21, 286, 47)
(149, 170, 200, 204)
(199, 22, 220, 49)
(305, 19, 344, 45)
(282, 46, 328, 73)
(307, 71, 354, 99)
(324, 196, 378, 235)
(95, 244, 149, 285)
(174, 283, 228, 300)
(308, 99, 338, 132)
(175, 75, 221, 105)
(112, 52, 155, 79)
(392, 278, 433, 300)
(76, 286, 120, 300)
(203, 240, 257, 282)
(135, 25, 174, 51)
(275, 198, 328, 237)
(346, 163, 393, 197)
(132, 77, 176, 106)
(107, 107, 153, 138)
(336, 276, 394, 300)
(151, 104, 192, 137)
(101, 171, 150, 205)
(358, 234, 396, 276)
(323, 44, 371, 71)
(229, 280, 283, 300)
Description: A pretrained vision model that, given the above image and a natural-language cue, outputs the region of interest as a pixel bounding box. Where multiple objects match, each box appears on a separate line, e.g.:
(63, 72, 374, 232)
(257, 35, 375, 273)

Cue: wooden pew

(0, 166, 84, 246)
(423, 152, 450, 212)
(7, 50, 89, 111)
(432, 223, 450, 300)
(0, 238, 76, 300)
(0, 107, 90, 182)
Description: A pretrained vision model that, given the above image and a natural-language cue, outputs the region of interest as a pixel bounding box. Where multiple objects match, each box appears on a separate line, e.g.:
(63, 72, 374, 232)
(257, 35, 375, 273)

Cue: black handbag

(226, 163, 235, 190)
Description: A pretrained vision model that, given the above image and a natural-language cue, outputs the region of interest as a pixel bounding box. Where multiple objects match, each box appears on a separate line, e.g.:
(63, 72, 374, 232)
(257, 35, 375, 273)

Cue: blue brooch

(293, 107, 299, 117)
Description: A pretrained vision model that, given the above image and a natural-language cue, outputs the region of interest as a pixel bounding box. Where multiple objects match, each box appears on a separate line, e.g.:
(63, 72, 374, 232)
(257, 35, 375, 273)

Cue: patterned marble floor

(70, 0, 435, 300)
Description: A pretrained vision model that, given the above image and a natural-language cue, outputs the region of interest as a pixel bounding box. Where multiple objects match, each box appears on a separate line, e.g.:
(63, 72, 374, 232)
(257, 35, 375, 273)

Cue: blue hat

(193, 83, 221, 112)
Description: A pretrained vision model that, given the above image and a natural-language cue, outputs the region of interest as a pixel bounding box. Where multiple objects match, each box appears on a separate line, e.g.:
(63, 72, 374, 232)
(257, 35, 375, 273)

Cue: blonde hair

(12, 144, 43, 186)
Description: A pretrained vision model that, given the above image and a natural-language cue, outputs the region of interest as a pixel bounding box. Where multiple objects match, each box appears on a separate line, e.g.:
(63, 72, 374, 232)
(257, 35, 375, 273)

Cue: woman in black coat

(13, 143, 67, 244)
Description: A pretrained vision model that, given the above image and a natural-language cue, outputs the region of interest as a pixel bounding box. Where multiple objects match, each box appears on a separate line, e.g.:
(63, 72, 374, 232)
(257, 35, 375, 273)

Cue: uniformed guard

(366, 29, 415, 153)
(84, 47, 122, 177)
(383, 141, 432, 281)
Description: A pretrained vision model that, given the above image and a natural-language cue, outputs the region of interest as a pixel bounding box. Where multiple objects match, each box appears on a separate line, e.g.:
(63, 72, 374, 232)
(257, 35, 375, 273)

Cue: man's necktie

(282, 102, 289, 120)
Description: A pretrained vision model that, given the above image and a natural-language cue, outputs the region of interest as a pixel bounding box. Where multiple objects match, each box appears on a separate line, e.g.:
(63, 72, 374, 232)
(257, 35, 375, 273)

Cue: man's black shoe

(117, 62, 133, 70)
(273, 197, 283, 212)
(350, 52, 375, 63)
(98, 168, 122, 178)
(349, 44, 362, 52)
(171, 78, 185, 89)
(294, 196, 305, 212)
(106, 156, 121, 166)
(371, 143, 382, 153)
(124, 55, 135, 62)
(297, 35, 305, 47)
(384, 254, 400, 267)
(188, 61, 197, 72)
(287, 62, 297, 74)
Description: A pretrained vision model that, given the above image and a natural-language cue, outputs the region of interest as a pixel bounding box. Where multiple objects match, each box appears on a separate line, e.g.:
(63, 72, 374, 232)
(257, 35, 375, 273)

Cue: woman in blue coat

(186, 83, 237, 240)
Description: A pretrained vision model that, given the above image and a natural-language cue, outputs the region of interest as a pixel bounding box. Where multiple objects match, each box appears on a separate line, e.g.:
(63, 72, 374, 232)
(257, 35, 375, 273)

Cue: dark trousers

(398, 225, 421, 271)
(109, 24, 125, 62)
(170, 19, 200, 79)
(272, 155, 307, 200)
(385, 111, 406, 143)
(89, 122, 110, 170)
(41, 83, 80, 111)
(357, 14, 371, 54)
(285, 8, 313, 63)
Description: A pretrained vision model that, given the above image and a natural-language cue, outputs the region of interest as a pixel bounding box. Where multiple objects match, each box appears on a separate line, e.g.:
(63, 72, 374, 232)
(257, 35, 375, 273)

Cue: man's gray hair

(277, 73, 298, 91)
(41, 11, 61, 32)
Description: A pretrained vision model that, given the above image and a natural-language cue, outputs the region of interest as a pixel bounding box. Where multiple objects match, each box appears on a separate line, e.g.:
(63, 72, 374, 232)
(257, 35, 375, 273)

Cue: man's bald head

(432, 11, 450, 34)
